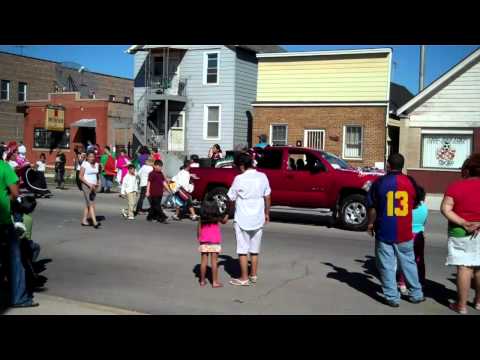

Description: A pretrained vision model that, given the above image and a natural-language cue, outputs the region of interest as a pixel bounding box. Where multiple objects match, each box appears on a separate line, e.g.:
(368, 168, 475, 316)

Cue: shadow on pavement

(355, 255, 458, 309)
(270, 211, 337, 228)
(323, 261, 385, 304)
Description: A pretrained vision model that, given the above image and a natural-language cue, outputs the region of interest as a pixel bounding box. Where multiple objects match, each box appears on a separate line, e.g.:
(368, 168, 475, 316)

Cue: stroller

(17, 164, 52, 198)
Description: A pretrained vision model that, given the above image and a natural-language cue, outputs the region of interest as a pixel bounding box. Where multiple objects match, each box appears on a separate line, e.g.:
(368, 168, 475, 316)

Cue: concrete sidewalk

(3, 293, 147, 315)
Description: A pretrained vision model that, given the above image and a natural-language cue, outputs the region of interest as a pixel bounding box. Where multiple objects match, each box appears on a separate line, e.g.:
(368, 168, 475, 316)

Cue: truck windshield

(322, 152, 353, 170)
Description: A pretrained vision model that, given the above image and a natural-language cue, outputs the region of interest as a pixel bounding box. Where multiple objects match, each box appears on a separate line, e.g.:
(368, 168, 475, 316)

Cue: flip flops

(229, 278, 251, 286)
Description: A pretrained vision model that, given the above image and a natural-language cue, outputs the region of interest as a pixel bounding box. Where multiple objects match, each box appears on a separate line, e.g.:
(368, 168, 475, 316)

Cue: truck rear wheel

(204, 187, 233, 217)
(339, 194, 368, 231)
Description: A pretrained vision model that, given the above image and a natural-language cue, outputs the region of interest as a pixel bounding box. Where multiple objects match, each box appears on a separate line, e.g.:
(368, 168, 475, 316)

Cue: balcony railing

(149, 77, 187, 97)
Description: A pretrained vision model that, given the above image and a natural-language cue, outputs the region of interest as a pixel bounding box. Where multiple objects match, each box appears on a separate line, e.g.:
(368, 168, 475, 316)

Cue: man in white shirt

(18, 141, 27, 156)
(227, 153, 271, 286)
(135, 159, 154, 215)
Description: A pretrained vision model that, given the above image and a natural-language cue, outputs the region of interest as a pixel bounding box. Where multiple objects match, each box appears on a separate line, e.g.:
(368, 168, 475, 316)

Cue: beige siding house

(397, 47, 480, 203)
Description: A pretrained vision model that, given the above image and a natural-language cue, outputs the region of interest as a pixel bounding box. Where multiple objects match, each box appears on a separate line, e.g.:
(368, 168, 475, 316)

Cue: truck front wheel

(204, 187, 233, 217)
(339, 194, 368, 231)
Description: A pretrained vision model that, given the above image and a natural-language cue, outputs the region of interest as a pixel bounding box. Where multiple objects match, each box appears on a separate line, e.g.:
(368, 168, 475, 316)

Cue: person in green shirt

(99, 146, 116, 193)
(0, 160, 38, 307)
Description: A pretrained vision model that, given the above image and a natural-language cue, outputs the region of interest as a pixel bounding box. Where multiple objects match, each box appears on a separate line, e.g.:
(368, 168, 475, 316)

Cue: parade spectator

(136, 158, 154, 215)
(208, 144, 224, 167)
(33, 153, 49, 196)
(441, 153, 480, 314)
(367, 153, 424, 307)
(190, 154, 200, 168)
(116, 149, 130, 184)
(227, 152, 271, 286)
(86, 140, 95, 152)
(255, 134, 269, 148)
(74, 149, 86, 191)
(79, 151, 101, 229)
(171, 160, 199, 221)
(197, 200, 229, 288)
(100, 146, 116, 193)
(146, 160, 171, 224)
(54, 149, 66, 189)
(0, 157, 38, 308)
(6, 148, 19, 170)
(121, 164, 139, 220)
(137, 146, 151, 167)
(397, 185, 429, 294)
(151, 147, 162, 162)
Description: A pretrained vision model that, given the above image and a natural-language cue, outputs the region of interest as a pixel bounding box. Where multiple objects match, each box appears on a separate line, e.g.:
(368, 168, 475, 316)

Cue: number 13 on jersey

(386, 191, 409, 217)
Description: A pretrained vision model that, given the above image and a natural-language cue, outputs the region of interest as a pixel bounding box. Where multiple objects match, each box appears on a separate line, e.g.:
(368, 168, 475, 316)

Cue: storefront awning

(71, 119, 96, 128)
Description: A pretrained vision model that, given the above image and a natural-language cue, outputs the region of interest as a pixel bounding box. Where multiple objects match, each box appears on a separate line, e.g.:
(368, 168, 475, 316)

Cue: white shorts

(234, 222, 263, 255)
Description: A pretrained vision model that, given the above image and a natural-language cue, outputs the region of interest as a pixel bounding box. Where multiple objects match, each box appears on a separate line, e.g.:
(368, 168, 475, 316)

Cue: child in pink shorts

(197, 200, 228, 288)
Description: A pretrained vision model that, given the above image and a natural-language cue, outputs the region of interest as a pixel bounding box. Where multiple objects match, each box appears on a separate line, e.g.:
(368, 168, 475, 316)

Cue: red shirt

(445, 178, 480, 222)
(148, 170, 165, 197)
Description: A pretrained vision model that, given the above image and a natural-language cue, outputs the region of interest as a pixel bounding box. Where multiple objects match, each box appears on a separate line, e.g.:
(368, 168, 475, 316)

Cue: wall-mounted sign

(45, 105, 65, 131)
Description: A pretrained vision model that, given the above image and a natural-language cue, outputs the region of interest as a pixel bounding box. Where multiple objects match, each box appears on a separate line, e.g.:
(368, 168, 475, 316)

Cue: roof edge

(396, 47, 480, 115)
(256, 48, 392, 59)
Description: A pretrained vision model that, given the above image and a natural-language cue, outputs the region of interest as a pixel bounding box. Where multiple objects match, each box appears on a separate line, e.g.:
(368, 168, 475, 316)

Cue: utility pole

(419, 45, 426, 92)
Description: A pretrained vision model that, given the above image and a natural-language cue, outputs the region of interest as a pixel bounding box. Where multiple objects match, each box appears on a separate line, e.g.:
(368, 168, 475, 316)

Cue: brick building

(0, 50, 133, 143)
(23, 92, 133, 169)
(252, 49, 393, 168)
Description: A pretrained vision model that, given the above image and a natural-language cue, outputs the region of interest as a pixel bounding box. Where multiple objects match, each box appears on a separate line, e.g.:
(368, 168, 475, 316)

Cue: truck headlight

(362, 180, 372, 192)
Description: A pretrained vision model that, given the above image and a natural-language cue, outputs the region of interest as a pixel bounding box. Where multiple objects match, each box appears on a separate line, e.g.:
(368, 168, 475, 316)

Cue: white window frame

(18, 82, 27, 102)
(342, 125, 363, 160)
(420, 131, 473, 170)
(1, 80, 10, 101)
(270, 123, 289, 146)
(203, 104, 222, 141)
(304, 129, 326, 150)
(203, 51, 220, 86)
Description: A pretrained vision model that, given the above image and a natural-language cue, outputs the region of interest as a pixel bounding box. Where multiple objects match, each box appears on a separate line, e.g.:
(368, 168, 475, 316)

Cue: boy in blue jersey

(367, 153, 425, 308)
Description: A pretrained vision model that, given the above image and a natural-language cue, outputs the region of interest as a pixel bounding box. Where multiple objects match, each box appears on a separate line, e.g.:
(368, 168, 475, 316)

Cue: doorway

(168, 112, 185, 152)
(73, 127, 96, 150)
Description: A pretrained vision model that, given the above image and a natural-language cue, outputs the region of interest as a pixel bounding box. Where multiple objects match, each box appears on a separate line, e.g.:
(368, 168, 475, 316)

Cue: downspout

(385, 49, 393, 168)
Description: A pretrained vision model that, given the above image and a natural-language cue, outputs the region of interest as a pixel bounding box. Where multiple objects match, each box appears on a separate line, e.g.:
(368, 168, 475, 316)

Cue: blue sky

(0, 45, 478, 95)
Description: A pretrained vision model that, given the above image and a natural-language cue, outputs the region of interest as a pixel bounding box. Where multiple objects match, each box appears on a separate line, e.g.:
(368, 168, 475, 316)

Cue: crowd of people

(1, 137, 479, 313)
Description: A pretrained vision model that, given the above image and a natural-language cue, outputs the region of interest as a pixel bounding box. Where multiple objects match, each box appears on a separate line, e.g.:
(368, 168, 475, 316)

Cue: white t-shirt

(227, 169, 271, 231)
(18, 145, 26, 155)
(36, 161, 46, 172)
(8, 160, 18, 169)
(121, 173, 139, 195)
(81, 162, 99, 186)
(172, 169, 193, 193)
(137, 164, 153, 188)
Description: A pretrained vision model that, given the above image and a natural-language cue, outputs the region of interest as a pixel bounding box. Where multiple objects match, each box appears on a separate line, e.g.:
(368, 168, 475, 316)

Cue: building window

(270, 124, 288, 146)
(203, 52, 219, 85)
(34, 128, 70, 149)
(124, 96, 131, 104)
(18, 82, 27, 102)
(421, 133, 473, 169)
(204, 104, 221, 140)
(343, 125, 363, 159)
(1, 80, 10, 101)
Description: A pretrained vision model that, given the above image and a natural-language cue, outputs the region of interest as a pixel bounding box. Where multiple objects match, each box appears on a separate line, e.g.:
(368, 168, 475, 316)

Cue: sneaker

(384, 299, 400, 308)
(249, 276, 258, 284)
(399, 285, 409, 296)
(121, 209, 128, 218)
(127, 216, 135, 220)
(409, 297, 426, 304)
(11, 301, 40, 308)
(171, 215, 181, 221)
(190, 215, 199, 221)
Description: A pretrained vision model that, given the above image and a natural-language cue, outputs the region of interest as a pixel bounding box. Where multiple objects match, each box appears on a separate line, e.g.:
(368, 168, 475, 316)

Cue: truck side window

(256, 149, 283, 169)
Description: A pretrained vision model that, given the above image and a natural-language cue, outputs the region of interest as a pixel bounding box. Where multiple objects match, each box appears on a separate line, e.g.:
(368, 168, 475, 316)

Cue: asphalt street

(9, 187, 479, 315)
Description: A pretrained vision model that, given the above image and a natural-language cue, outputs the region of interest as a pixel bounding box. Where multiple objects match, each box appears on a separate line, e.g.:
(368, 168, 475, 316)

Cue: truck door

(285, 148, 331, 208)
(255, 147, 288, 205)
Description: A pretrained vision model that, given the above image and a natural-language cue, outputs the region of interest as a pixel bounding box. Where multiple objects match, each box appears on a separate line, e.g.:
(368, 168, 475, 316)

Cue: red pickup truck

(190, 146, 382, 231)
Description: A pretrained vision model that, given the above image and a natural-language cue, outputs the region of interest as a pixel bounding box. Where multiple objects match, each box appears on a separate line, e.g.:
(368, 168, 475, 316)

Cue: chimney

(419, 45, 426, 92)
